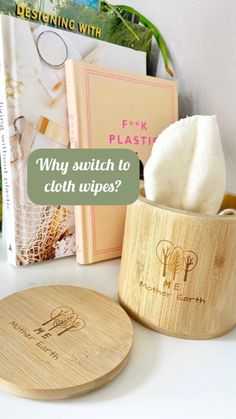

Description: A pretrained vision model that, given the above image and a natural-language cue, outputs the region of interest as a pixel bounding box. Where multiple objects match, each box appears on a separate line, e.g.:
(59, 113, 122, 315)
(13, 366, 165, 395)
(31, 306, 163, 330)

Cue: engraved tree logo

(43, 306, 73, 326)
(42, 306, 86, 337)
(183, 251, 198, 282)
(156, 240, 199, 282)
(169, 246, 184, 281)
(156, 240, 174, 277)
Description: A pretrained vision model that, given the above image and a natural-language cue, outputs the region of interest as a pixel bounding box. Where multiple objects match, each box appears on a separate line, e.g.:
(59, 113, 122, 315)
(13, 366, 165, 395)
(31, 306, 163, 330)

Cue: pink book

(65, 61, 178, 264)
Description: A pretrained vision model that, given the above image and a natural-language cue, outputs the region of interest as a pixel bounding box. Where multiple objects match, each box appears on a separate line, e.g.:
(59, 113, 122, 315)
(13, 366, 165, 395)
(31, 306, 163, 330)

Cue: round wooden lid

(0, 286, 134, 400)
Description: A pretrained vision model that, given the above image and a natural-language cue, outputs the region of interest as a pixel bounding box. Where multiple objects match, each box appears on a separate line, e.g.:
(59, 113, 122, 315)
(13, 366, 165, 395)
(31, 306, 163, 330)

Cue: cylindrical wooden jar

(119, 192, 236, 339)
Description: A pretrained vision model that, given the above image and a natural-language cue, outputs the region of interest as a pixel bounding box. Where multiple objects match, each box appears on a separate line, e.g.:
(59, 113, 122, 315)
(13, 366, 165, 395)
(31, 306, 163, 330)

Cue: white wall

(113, 0, 236, 192)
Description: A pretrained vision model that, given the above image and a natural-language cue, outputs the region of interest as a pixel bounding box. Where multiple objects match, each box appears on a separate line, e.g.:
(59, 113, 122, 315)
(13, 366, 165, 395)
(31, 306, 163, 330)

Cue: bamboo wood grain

(0, 286, 134, 400)
(119, 192, 236, 339)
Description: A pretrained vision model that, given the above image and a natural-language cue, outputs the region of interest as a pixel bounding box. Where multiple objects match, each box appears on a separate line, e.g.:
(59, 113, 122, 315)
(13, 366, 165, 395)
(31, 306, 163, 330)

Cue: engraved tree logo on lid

(42, 306, 86, 337)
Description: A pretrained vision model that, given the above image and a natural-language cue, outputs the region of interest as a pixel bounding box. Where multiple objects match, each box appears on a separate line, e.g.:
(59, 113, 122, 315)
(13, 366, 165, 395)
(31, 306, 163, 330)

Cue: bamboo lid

(0, 286, 134, 400)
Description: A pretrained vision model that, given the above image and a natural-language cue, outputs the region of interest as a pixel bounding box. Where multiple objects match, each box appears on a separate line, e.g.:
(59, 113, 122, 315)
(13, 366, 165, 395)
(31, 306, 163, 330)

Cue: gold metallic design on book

(36, 116, 69, 147)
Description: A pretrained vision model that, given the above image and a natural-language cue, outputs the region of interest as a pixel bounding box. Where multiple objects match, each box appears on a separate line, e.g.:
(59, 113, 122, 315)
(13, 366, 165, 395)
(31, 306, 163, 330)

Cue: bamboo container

(119, 191, 236, 339)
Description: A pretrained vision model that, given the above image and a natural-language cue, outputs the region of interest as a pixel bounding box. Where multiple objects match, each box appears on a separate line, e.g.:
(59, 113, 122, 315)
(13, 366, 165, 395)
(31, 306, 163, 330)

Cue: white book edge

(0, 15, 17, 266)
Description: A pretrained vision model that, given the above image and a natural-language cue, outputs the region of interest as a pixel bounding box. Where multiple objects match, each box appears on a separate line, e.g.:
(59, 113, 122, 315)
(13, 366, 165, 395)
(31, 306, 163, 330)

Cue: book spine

(0, 16, 17, 265)
(65, 61, 92, 265)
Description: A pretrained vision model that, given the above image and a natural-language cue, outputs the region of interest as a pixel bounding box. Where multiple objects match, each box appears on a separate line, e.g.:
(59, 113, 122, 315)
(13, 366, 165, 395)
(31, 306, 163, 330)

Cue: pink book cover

(65, 61, 178, 264)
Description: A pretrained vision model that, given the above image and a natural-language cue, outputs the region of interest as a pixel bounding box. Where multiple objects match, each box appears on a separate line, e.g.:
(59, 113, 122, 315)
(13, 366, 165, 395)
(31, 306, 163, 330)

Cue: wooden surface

(119, 193, 236, 339)
(0, 241, 235, 419)
(0, 286, 134, 400)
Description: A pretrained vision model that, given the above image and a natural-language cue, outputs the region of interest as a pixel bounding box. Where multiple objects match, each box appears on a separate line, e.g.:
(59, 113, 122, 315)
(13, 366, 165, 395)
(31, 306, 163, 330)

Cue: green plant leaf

(101, 1, 140, 41)
(113, 3, 174, 77)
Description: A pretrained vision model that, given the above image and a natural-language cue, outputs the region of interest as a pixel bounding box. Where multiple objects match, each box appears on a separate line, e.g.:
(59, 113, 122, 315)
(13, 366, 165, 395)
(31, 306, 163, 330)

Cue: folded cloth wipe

(144, 115, 226, 215)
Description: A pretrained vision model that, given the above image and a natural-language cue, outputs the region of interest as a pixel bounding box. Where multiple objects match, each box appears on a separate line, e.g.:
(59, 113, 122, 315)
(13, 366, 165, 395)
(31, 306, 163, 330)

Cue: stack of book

(0, 0, 178, 267)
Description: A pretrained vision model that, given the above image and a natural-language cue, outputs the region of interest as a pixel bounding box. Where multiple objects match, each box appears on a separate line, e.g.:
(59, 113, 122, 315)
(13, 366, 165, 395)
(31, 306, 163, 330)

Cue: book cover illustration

(64, 0, 100, 10)
(1, 1, 152, 53)
(1, 1, 99, 13)
(65, 61, 178, 264)
(0, 12, 147, 266)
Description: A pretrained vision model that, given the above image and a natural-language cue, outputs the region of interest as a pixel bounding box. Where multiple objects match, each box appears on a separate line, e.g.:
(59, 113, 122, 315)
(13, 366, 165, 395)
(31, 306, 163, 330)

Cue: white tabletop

(0, 238, 235, 419)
